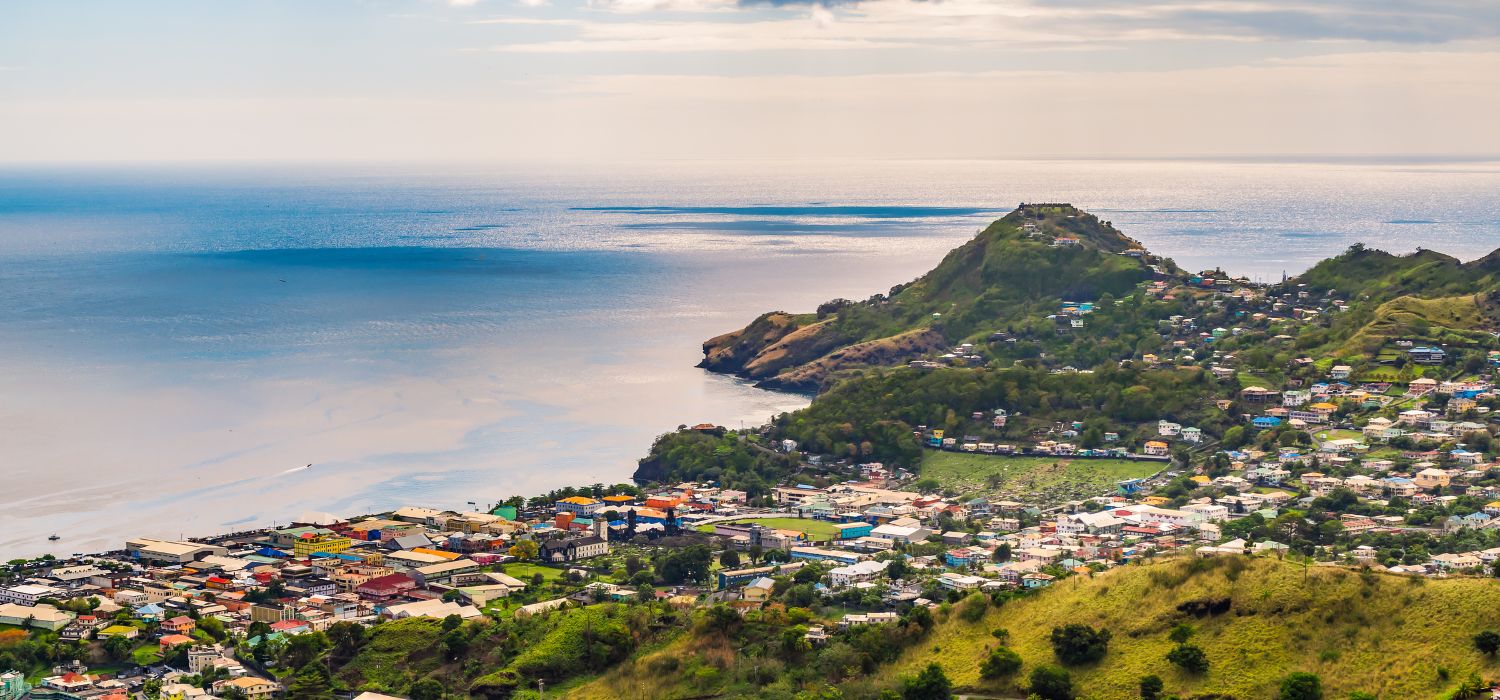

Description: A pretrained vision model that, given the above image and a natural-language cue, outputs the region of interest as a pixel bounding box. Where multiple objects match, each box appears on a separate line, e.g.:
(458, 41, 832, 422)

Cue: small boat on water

(48, 534, 60, 541)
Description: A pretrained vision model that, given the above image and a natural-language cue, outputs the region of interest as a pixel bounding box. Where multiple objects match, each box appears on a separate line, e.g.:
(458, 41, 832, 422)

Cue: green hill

(699, 204, 1163, 391)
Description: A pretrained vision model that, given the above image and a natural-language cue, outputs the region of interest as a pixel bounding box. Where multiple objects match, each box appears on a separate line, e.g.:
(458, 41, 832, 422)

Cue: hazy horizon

(4, 1, 1500, 163)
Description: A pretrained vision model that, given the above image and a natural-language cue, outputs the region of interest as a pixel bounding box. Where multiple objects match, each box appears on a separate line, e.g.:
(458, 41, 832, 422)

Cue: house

(1409, 347, 1447, 365)
(1330, 365, 1352, 380)
(356, 573, 417, 602)
(540, 535, 609, 563)
(1181, 427, 1203, 444)
(828, 560, 889, 588)
(870, 523, 930, 544)
(742, 577, 775, 603)
(1414, 468, 1452, 490)
(159, 634, 196, 649)
(213, 677, 280, 700)
(1143, 441, 1170, 457)
(160, 615, 196, 635)
(937, 572, 988, 590)
(1021, 572, 1055, 589)
(1158, 421, 1182, 437)
(839, 612, 899, 629)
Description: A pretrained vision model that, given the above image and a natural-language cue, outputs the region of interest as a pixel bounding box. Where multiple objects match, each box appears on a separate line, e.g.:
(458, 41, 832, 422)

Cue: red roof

(358, 573, 415, 591)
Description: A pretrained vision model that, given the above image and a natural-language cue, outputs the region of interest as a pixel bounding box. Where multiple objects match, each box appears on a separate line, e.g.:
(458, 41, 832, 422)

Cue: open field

(501, 563, 565, 581)
(695, 517, 843, 542)
(920, 451, 1161, 502)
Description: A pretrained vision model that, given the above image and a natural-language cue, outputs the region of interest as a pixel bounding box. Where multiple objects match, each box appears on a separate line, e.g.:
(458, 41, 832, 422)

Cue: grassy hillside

(883, 556, 1500, 699)
(920, 452, 1161, 502)
(1333, 293, 1500, 356)
(698, 204, 1161, 391)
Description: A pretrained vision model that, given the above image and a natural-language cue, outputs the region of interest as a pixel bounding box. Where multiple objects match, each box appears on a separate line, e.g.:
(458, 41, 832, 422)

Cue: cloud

(1053, 0, 1500, 44)
(496, 0, 1500, 50)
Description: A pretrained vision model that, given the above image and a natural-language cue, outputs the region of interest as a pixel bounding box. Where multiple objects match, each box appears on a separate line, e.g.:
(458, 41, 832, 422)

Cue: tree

(886, 557, 910, 580)
(625, 554, 645, 576)
(1473, 630, 1500, 656)
(280, 632, 330, 670)
(993, 543, 1012, 563)
(286, 663, 334, 700)
(659, 545, 715, 584)
(409, 678, 445, 700)
(103, 635, 132, 661)
(1166, 643, 1209, 674)
(1279, 672, 1323, 700)
(1028, 664, 1074, 700)
(979, 646, 1022, 679)
(508, 540, 539, 561)
(720, 550, 741, 568)
(901, 663, 952, 700)
(1050, 624, 1111, 665)
(1139, 674, 1164, 700)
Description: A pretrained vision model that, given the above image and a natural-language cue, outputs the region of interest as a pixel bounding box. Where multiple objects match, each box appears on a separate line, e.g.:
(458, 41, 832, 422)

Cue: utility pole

(538, 679, 545, 700)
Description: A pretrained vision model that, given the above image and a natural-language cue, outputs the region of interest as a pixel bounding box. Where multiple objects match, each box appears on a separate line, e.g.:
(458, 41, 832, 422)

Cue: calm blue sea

(2, 158, 1499, 556)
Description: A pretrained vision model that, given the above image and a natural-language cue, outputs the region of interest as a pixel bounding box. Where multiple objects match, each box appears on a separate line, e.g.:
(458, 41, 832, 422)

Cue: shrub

(1139, 674, 1164, 700)
(1028, 664, 1074, 700)
(1279, 672, 1323, 700)
(901, 663, 952, 700)
(1050, 624, 1111, 665)
(1165, 643, 1209, 674)
(979, 646, 1022, 679)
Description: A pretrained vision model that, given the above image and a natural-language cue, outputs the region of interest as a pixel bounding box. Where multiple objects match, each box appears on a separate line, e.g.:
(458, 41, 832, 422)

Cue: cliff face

(698, 203, 1161, 392)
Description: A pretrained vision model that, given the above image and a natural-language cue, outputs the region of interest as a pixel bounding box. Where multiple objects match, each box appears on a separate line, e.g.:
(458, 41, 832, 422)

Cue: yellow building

(292, 533, 353, 557)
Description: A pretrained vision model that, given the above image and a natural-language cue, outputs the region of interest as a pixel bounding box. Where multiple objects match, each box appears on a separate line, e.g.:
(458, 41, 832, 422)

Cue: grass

(920, 451, 1160, 502)
(502, 563, 566, 581)
(696, 517, 843, 542)
(881, 556, 1500, 699)
(131, 645, 163, 666)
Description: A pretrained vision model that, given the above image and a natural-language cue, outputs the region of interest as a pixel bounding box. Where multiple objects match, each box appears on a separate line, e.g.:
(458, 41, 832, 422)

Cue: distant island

(8, 204, 1500, 700)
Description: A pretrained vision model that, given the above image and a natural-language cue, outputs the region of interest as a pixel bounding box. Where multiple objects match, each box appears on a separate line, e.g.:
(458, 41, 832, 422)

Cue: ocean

(2, 158, 1499, 557)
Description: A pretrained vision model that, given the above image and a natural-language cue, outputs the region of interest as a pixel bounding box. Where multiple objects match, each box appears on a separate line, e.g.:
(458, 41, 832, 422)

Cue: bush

(1139, 674, 1164, 700)
(1165, 643, 1209, 674)
(1050, 624, 1111, 665)
(901, 663, 952, 700)
(1472, 630, 1500, 656)
(1279, 672, 1323, 700)
(1028, 664, 1074, 700)
(979, 646, 1022, 679)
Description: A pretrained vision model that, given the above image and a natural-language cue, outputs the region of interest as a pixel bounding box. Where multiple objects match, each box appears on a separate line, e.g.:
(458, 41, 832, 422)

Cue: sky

(2, 0, 1499, 162)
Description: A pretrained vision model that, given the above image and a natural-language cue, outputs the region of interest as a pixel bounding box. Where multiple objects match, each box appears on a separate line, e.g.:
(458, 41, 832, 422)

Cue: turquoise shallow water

(2, 158, 1499, 556)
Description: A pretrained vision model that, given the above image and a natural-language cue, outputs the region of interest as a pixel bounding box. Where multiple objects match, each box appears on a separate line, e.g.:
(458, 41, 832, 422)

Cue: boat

(48, 534, 60, 541)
